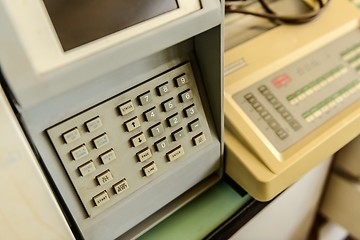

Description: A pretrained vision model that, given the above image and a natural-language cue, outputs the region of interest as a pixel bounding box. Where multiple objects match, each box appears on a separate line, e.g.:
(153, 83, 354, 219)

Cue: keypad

(46, 62, 213, 218)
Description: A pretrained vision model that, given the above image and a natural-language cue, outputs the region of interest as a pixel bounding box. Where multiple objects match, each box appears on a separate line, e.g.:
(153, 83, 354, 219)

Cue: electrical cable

(225, 0, 331, 24)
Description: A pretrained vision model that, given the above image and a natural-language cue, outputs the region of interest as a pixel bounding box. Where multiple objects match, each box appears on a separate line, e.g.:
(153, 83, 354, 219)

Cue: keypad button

(175, 74, 188, 87)
(150, 123, 164, 137)
(137, 148, 152, 162)
(179, 89, 193, 103)
(113, 179, 129, 194)
(184, 105, 197, 117)
(131, 133, 147, 147)
(167, 146, 185, 162)
(193, 133, 206, 146)
(138, 91, 152, 106)
(125, 117, 141, 132)
(144, 107, 158, 121)
(143, 162, 158, 177)
(63, 128, 81, 144)
(93, 134, 110, 149)
(172, 128, 185, 141)
(162, 98, 176, 112)
(100, 149, 116, 164)
(96, 170, 113, 186)
(71, 145, 88, 160)
(119, 101, 135, 116)
(155, 137, 168, 152)
(188, 119, 201, 132)
(93, 191, 110, 207)
(167, 113, 181, 127)
(157, 82, 170, 96)
(86, 117, 103, 132)
(78, 161, 96, 176)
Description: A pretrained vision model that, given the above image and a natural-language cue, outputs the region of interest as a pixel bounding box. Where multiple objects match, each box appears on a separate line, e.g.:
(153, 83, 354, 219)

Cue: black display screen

(43, 0, 178, 51)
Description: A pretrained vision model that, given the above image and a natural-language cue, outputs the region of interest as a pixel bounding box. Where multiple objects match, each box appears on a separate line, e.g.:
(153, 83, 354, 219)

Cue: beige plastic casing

(224, 0, 360, 201)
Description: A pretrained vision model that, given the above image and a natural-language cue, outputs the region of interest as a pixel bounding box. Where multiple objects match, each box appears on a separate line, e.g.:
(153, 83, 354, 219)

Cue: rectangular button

(193, 133, 206, 146)
(150, 123, 164, 137)
(97, 170, 113, 186)
(167, 113, 181, 127)
(125, 117, 141, 132)
(162, 98, 176, 112)
(172, 128, 185, 141)
(155, 137, 168, 152)
(63, 128, 81, 144)
(78, 161, 96, 176)
(189, 119, 201, 132)
(71, 145, 88, 160)
(119, 101, 135, 116)
(184, 104, 197, 118)
(175, 74, 188, 87)
(138, 91, 152, 106)
(93, 191, 110, 207)
(144, 107, 158, 121)
(131, 132, 146, 147)
(137, 148, 152, 162)
(167, 146, 185, 162)
(93, 134, 110, 149)
(179, 89, 193, 103)
(157, 82, 170, 96)
(113, 179, 130, 194)
(86, 117, 102, 132)
(100, 149, 116, 164)
(143, 162, 158, 177)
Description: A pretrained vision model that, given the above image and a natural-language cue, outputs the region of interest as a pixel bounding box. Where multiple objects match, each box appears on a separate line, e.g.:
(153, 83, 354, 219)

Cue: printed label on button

(167, 146, 185, 162)
(114, 179, 130, 194)
(131, 132, 146, 147)
(97, 170, 113, 186)
(86, 117, 103, 132)
(79, 161, 96, 176)
(100, 149, 116, 164)
(125, 117, 141, 132)
(71, 145, 88, 160)
(93, 134, 110, 149)
(63, 128, 81, 144)
(143, 162, 158, 177)
(137, 148, 152, 162)
(119, 101, 135, 116)
(193, 133, 206, 146)
(93, 191, 110, 207)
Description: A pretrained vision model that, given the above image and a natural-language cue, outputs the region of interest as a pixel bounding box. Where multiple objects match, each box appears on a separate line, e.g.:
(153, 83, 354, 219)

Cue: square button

(114, 179, 130, 194)
(193, 132, 206, 146)
(119, 101, 135, 116)
(188, 119, 201, 132)
(167, 113, 181, 127)
(138, 91, 152, 106)
(167, 146, 185, 162)
(86, 117, 103, 132)
(184, 104, 197, 118)
(174, 74, 188, 87)
(155, 137, 168, 152)
(137, 148, 152, 162)
(157, 82, 170, 96)
(162, 98, 176, 112)
(71, 145, 88, 160)
(100, 149, 116, 164)
(143, 162, 158, 177)
(96, 170, 113, 186)
(78, 161, 96, 176)
(144, 107, 158, 121)
(172, 128, 185, 141)
(125, 117, 141, 132)
(93, 134, 110, 149)
(150, 123, 164, 137)
(93, 191, 110, 207)
(179, 89, 193, 103)
(131, 132, 146, 147)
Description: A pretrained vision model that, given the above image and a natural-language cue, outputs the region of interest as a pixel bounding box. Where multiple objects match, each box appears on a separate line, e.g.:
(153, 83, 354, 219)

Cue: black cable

(225, 0, 331, 25)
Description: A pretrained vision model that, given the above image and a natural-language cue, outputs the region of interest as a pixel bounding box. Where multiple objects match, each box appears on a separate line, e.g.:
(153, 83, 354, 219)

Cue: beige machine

(224, 0, 360, 201)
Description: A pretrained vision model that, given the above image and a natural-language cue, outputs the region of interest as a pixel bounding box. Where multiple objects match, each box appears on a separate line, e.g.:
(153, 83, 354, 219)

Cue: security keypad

(47, 62, 212, 218)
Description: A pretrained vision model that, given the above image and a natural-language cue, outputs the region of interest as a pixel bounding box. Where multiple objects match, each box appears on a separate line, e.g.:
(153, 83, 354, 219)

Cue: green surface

(139, 180, 252, 240)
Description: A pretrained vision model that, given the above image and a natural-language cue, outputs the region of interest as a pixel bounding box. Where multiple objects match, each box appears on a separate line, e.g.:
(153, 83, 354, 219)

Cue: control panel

(47, 62, 212, 218)
(232, 29, 360, 153)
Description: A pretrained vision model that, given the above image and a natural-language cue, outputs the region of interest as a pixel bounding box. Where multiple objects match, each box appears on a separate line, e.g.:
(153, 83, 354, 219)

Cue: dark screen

(43, 0, 178, 51)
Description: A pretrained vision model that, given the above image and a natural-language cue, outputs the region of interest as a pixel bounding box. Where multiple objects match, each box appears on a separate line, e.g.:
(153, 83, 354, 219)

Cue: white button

(113, 179, 130, 194)
(100, 149, 116, 164)
(125, 117, 141, 132)
(63, 128, 81, 144)
(193, 133, 206, 146)
(137, 148, 152, 162)
(86, 117, 103, 132)
(97, 170, 113, 186)
(167, 146, 185, 162)
(119, 101, 135, 116)
(93, 134, 110, 149)
(79, 161, 96, 176)
(131, 133, 146, 147)
(71, 145, 88, 160)
(143, 162, 157, 177)
(93, 191, 110, 207)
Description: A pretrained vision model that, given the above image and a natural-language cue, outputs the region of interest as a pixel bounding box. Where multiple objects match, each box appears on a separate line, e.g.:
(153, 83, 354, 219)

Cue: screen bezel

(3, 0, 200, 76)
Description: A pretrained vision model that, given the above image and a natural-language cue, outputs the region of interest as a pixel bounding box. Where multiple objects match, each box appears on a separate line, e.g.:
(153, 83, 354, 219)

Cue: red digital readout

(272, 74, 291, 88)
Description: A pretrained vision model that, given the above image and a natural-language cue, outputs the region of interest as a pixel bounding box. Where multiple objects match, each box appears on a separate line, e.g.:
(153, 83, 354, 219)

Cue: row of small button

(93, 178, 130, 207)
(259, 85, 301, 131)
(77, 149, 117, 177)
(63, 117, 103, 144)
(245, 93, 288, 140)
(70, 133, 110, 161)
